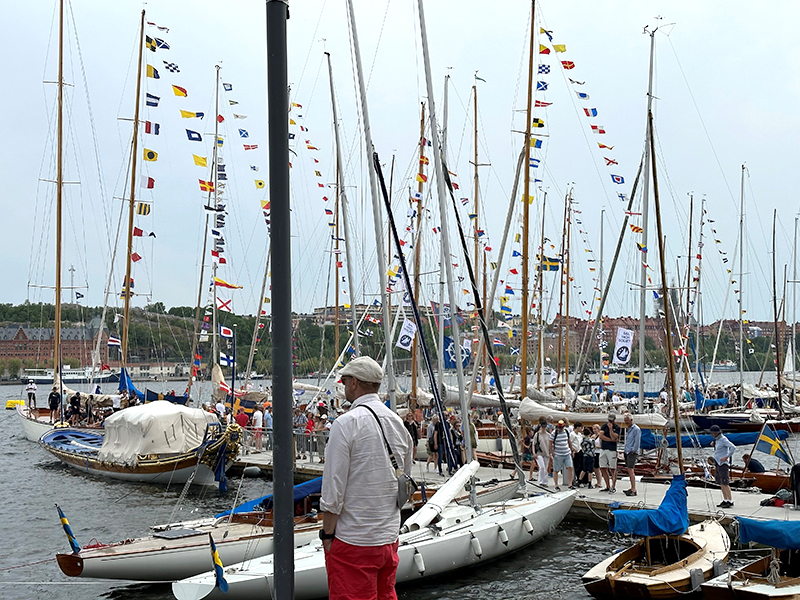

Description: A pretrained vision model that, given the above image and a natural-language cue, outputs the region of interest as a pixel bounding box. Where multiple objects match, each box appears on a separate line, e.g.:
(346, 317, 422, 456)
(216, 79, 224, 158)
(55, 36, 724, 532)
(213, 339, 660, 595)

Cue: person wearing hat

(320, 356, 413, 600)
(598, 413, 621, 493)
(709, 424, 736, 508)
(25, 379, 37, 410)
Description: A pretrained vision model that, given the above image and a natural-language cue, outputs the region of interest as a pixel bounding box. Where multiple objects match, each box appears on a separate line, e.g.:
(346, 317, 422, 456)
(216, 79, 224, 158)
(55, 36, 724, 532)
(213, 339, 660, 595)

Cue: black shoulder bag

(362, 404, 418, 509)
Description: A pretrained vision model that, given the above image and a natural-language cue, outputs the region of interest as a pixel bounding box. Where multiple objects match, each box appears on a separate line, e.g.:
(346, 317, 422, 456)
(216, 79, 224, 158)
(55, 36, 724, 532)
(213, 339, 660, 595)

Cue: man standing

(48, 386, 61, 424)
(264, 405, 274, 450)
(623, 414, 641, 497)
(251, 405, 264, 452)
(710, 424, 736, 508)
(403, 411, 419, 462)
(26, 379, 37, 410)
(320, 356, 412, 600)
(549, 420, 575, 491)
(599, 413, 621, 493)
(532, 417, 551, 487)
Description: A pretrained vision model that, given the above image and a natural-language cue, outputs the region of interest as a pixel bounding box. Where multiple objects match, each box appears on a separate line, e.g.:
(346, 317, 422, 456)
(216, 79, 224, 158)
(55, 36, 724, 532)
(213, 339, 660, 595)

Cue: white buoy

(413, 549, 425, 575)
(470, 533, 483, 557)
(522, 516, 534, 534)
(498, 526, 509, 546)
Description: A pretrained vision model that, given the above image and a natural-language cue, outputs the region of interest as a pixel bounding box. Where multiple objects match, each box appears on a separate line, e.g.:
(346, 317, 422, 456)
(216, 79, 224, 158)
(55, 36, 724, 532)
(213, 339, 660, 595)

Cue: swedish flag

(537, 255, 560, 272)
(56, 504, 81, 554)
(625, 371, 639, 383)
(209, 533, 229, 592)
(755, 425, 792, 464)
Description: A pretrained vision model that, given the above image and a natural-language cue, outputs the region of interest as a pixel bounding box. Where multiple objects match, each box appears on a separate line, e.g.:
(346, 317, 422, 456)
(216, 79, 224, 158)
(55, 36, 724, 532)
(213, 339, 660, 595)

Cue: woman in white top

(592, 423, 602, 487)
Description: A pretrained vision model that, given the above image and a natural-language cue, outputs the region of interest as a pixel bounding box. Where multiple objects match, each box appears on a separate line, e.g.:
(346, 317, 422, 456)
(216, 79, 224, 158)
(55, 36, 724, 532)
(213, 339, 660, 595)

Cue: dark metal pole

(267, 1, 293, 598)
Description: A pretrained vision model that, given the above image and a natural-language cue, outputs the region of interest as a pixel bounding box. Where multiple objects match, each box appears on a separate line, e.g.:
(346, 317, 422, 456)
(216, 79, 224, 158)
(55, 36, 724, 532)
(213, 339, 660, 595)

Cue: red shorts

(325, 538, 399, 600)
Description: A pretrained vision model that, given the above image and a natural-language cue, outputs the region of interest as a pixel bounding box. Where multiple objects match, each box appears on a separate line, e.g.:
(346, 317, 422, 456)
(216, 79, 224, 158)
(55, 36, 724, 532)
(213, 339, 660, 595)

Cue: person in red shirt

(234, 408, 249, 429)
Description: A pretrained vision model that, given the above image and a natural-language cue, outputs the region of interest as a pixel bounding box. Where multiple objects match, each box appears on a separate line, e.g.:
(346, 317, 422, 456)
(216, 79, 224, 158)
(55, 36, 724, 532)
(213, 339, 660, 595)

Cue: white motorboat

(172, 462, 576, 600)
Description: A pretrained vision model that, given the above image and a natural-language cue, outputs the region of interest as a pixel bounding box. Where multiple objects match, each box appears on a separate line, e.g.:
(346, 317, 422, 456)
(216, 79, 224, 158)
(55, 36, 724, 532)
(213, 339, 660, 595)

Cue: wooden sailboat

(582, 29, 729, 598)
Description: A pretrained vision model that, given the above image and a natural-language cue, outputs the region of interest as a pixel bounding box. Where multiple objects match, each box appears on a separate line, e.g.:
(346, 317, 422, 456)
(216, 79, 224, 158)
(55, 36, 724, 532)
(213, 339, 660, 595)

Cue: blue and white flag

(219, 352, 234, 367)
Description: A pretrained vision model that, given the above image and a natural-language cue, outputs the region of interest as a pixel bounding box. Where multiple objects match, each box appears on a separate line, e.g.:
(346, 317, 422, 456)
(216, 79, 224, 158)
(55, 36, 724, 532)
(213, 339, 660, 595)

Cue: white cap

(338, 356, 384, 384)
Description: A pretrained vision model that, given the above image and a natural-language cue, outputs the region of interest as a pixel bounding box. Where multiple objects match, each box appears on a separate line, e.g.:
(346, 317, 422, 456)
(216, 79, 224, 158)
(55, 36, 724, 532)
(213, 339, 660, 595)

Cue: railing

(236, 426, 330, 464)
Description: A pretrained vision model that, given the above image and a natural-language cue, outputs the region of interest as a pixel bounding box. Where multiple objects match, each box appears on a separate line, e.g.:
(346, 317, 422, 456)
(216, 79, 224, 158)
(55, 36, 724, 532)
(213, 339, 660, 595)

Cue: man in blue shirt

(264, 406, 274, 450)
(710, 424, 736, 508)
(623, 414, 641, 497)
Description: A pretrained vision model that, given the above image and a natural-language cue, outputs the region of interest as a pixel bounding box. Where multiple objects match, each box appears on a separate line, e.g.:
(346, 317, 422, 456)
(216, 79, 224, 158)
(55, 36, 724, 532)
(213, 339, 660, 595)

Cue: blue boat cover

(640, 429, 789, 450)
(215, 477, 323, 518)
(738, 516, 800, 550)
(612, 390, 660, 399)
(695, 388, 728, 410)
(145, 389, 190, 405)
(611, 474, 689, 536)
(118, 368, 144, 401)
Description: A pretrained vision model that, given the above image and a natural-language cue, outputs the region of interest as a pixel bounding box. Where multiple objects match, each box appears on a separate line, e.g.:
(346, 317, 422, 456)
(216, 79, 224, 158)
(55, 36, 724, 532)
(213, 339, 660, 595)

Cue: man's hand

(323, 538, 333, 553)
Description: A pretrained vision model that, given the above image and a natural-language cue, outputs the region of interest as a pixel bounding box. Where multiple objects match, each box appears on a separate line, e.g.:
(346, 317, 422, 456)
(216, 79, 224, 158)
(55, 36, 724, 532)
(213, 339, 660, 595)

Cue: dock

(233, 450, 800, 530)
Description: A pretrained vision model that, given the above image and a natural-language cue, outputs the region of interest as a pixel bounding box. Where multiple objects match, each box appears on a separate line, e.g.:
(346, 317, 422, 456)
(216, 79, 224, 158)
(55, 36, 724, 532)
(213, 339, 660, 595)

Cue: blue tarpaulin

(695, 388, 728, 410)
(738, 516, 800, 550)
(611, 474, 689, 536)
(117, 367, 144, 401)
(640, 429, 789, 450)
(215, 477, 323, 518)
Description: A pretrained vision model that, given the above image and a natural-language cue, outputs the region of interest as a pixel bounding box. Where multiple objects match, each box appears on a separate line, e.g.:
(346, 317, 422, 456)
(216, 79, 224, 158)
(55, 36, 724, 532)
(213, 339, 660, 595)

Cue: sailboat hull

(172, 491, 576, 600)
(16, 405, 60, 442)
(582, 520, 729, 599)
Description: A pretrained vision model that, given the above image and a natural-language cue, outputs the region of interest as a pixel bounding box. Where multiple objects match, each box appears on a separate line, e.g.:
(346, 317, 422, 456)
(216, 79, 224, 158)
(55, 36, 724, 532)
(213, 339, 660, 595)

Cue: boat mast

(438, 74, 449, 395)
(683, 194, 693, 390)
(54, 0, 65, 380)
(564, 189, 573, 382)
(345, 0, 396, 408)
(121, 9, 146, 368)
(244, 249, 271, 389)
(521, 0, 536, 395)
(557, 192, 567, 380)
(638, 26, 657, 413)
(537, 190, 546, 387)
(211, 66, 221, 365)
(411, 103, 426, 405)
(334, 168, 340, 360)
(772, 210, 784, 417)
(739, 164, 745, 389)
(416, 0, 472, 454)
(325, 51, 359, 358)
(695, 199, 705, 381)
(472, 83, 483, 393)
(793, 215, 798, 403)
(649, 110, 683, 471)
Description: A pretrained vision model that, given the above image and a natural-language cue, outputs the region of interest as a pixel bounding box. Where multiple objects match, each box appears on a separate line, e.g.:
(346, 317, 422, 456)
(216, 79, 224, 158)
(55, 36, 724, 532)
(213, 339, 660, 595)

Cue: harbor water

(0, 377, 788, 600)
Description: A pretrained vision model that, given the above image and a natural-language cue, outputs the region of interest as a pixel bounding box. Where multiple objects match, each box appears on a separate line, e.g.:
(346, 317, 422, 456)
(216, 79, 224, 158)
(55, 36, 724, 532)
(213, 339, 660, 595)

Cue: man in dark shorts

(48, 386, 61, 423)
(710, 424, 736, 508)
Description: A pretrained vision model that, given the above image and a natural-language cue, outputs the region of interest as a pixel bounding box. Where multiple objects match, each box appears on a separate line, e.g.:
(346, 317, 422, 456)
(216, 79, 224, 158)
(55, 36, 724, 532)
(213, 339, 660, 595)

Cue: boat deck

(234, 450, 800, 529)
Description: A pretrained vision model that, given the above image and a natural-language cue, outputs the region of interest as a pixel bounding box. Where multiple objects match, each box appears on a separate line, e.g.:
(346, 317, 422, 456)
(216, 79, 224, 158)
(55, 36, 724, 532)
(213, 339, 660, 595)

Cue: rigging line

(666, 36, 736, 206)
(365, 0, 392, 92)
(373, 151, 459, 468)
(294, 0, 328, 96)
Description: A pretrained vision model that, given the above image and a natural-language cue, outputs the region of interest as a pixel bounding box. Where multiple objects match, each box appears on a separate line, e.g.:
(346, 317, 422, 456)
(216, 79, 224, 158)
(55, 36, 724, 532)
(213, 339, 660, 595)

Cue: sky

(4, 0, 800, 327)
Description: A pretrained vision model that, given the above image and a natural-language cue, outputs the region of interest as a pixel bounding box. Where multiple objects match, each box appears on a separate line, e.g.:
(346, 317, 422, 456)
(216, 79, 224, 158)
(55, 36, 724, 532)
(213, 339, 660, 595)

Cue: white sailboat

(172, 462, 576, 600)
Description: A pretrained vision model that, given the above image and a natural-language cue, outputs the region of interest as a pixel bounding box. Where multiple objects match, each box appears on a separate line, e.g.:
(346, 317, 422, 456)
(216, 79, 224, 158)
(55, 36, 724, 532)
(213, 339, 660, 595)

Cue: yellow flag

(193, 154, 207, 167)
(180, 110, 203, 119)
(143, 149, 158, 162)
(146, 65, 159, 79)
(553, 44, 567, 53)
(255, 180, 265, 189)
(344, 303, 351, 309)
(522, 194, 534, 204)
(289, 119, 296, 125)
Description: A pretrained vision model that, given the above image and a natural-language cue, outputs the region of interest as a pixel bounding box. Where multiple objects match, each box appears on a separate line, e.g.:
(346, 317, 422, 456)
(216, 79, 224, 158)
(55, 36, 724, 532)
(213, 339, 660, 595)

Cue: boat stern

(56, 552, 84, 577)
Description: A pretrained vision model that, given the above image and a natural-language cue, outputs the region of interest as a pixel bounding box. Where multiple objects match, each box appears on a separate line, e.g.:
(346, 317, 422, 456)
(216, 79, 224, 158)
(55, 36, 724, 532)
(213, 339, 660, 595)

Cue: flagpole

(411, 102, 426, 406)
(211, 65, 222, 367)
(772, 209, 785, 418)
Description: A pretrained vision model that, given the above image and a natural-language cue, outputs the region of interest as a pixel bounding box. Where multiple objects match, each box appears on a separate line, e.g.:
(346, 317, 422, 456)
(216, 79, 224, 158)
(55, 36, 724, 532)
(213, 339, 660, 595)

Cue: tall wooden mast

(564, 189, 572, 381)
(521, 0, 536, 394)
(54, 0, 65, 376)
(121, 9, 146, 368)
(410, 103, 426, 405)
(772, 210, 785, 417)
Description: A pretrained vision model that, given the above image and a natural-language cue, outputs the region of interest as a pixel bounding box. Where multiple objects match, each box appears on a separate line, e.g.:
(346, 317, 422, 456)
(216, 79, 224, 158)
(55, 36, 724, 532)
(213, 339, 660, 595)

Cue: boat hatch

(153, 528, 206, 540)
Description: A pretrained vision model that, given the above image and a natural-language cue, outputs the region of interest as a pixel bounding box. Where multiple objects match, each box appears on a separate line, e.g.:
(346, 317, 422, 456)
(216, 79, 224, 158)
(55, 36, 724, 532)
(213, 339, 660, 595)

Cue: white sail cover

(519, 398, 668, 429)
(98, 401, 220, 465)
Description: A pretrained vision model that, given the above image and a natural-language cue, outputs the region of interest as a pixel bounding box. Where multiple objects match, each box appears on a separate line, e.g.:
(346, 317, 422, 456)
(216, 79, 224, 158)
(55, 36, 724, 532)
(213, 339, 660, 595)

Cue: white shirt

(215, 401, 226, 416)
(252, 409, 263, 429)
(320, 393, 412, 547)
(111, 394, 121, 409)
(26, 382, 37, 393)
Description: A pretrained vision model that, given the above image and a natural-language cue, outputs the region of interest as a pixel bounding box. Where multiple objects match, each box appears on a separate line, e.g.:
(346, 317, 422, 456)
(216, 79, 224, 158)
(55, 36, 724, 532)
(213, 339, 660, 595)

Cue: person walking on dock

(709, 424, 736, 508)
(320, 356, 412, 600)
(532, 417, 551, 487)
(599, 414, 620, 493)
(549, 420, 575, 491)
(623, 414, 641, 496)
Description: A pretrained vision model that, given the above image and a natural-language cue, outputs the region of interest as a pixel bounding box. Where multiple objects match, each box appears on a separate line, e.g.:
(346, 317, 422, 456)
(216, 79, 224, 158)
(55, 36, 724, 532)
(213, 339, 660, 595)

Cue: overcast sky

(5, 0, 800, 327)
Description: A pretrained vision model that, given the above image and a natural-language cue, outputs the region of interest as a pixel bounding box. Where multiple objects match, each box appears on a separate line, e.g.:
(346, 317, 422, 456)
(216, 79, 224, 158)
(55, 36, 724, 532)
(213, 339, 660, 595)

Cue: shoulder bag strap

(361, 404, 400, 472)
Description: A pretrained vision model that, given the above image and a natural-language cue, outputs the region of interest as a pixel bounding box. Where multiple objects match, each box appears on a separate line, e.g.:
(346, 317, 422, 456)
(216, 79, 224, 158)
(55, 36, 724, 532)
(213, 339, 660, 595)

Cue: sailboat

(702, 516, 800, 600)
(582, 27, 729, 598)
